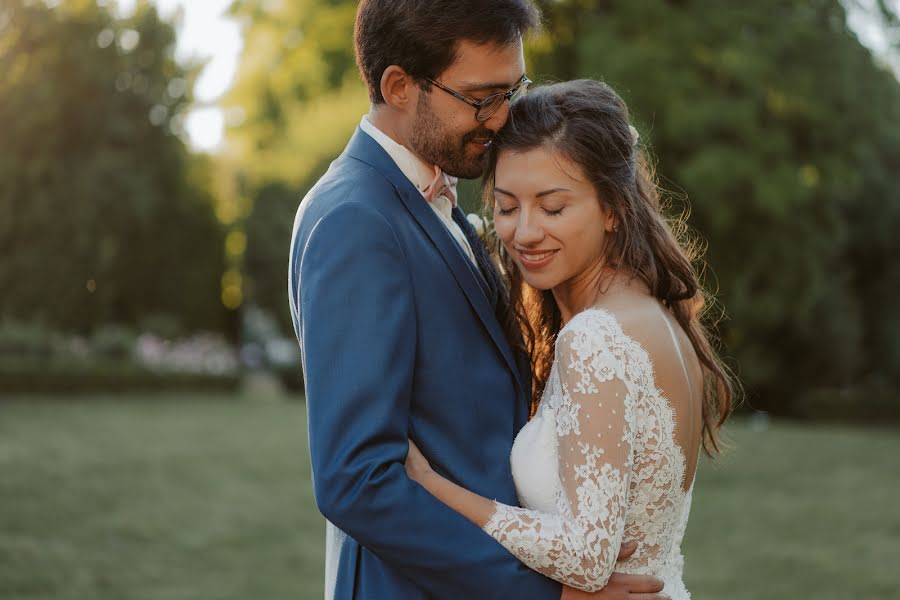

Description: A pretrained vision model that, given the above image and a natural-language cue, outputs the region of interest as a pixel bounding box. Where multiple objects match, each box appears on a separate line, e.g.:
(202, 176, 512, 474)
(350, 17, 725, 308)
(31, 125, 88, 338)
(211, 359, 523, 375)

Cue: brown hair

(354, 0, 541, 104)
(483, 80, 735, 454)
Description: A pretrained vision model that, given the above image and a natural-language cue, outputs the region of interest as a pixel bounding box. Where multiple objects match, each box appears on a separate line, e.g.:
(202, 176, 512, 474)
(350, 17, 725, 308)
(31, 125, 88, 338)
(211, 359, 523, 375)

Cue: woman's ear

(380, 65, 416, 112)
(605, 211, 618, 233)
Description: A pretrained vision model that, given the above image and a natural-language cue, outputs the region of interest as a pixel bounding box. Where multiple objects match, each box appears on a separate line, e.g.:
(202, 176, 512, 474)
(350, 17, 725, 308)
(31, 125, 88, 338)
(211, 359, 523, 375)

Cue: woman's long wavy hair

(484, 80, 735, 455)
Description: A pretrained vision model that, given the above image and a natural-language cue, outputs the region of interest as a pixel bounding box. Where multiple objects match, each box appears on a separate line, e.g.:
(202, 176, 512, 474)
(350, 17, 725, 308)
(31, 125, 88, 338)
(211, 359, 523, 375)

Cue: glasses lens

(476, 94, 505, 122)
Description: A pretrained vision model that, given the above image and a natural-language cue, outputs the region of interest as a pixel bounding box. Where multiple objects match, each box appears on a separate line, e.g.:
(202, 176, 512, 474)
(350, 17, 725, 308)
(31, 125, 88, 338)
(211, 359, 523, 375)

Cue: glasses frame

(423, 74, 531, 122)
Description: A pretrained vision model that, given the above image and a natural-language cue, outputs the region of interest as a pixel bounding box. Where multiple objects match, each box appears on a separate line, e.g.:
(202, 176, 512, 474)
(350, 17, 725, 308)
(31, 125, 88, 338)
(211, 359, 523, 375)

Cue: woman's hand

(405, 438, 433, 483)
(403, 438, 499, 529)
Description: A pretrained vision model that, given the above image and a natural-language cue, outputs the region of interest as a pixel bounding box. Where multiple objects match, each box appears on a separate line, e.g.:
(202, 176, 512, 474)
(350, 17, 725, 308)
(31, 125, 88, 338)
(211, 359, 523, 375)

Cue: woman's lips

(516, 249, 559, 269)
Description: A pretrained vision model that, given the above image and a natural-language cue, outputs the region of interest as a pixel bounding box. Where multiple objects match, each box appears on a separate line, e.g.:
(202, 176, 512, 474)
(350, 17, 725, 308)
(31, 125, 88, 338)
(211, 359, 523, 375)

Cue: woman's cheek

(493, 216, 515, 244)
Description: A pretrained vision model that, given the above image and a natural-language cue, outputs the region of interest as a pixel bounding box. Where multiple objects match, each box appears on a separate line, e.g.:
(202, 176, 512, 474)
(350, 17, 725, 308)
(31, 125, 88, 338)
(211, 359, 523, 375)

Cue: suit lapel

(344, 128, 526, 403)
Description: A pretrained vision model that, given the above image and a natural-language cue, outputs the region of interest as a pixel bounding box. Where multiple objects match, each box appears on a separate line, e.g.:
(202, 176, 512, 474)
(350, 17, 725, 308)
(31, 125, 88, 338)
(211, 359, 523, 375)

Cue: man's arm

(296, 200, 561, 600)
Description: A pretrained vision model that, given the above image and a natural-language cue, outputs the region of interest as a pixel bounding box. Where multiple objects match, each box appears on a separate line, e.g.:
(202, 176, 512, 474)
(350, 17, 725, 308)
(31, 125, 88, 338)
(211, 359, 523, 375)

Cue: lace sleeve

(483, 316, 636, 592)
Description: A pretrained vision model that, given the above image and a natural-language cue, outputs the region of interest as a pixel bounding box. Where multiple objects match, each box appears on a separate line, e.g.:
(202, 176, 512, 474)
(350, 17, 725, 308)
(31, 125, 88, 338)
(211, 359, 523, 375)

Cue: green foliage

(223, 0, 900, 413)
(90, 323, 136, 360)
(0, 316, 239, 394)
(223, 0, 366, 318)
(0, 318, 57, 359)
(242, 182, 299, 330)
(0, 0, 227, 334)
(534, 0, 900, 408)
(0, 361, 240, 395)
(225, 0, 365, 189)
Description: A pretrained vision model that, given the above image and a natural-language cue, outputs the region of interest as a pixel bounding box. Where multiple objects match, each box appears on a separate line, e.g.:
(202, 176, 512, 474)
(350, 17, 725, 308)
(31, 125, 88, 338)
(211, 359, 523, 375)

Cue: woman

(404, 79, 734, 597)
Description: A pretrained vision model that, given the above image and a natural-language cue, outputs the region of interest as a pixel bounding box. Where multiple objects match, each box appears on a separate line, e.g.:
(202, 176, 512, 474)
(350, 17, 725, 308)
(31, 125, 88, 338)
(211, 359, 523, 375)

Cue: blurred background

(1, 0, 898, 598)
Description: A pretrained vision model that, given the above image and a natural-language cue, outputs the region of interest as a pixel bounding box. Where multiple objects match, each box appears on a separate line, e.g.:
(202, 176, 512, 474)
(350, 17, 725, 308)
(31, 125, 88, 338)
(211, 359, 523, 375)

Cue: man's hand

(559, 541, 667, 600)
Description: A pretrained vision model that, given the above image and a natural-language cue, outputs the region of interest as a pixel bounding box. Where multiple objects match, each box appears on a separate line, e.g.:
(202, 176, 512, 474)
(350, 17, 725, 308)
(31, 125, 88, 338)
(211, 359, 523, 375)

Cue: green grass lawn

(1, 395, 898, 599)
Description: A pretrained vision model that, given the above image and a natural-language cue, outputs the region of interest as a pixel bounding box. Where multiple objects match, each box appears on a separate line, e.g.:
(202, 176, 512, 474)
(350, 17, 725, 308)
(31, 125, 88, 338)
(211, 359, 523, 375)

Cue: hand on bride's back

(562, 574, 667, 600)
(560, 541, 667, 600)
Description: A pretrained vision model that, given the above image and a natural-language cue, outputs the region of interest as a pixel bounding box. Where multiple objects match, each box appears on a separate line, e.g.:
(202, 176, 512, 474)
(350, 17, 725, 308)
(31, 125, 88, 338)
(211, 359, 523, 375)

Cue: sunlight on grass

(1, 396, 898, 599)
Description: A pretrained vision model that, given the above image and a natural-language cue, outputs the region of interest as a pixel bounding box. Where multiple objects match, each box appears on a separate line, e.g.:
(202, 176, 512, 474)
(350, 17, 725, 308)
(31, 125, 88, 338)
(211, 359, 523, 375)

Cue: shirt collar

(359, 115, 457, 204)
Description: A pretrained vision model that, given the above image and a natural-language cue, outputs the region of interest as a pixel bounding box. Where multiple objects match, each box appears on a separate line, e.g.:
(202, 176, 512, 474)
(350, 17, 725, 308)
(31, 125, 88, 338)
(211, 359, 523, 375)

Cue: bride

(405, 79, 734, 598)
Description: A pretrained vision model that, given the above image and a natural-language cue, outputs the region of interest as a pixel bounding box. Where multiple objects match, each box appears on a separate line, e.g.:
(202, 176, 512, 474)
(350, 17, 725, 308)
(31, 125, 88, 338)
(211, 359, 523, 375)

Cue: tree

(223, 0, 900, 410)
(534, 0, 900, 408)
(224, 0, 365, 190)
(221, 0, 365, 326)
(0, 0, 227, 334)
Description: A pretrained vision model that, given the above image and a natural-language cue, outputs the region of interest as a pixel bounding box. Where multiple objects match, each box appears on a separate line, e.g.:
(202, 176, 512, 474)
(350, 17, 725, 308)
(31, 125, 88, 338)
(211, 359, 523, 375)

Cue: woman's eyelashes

(495, 204, 566, 217)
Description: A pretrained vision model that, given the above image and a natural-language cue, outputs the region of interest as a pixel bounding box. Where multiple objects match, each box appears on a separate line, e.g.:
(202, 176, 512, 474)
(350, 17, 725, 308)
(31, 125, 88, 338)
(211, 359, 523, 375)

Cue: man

(288, 1, 668, 598)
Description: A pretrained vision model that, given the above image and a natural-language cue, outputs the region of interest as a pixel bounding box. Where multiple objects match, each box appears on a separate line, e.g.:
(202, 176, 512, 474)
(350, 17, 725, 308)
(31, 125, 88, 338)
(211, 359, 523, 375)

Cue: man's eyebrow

(458, 74, 525, 93)
(459, 83, 510, 92)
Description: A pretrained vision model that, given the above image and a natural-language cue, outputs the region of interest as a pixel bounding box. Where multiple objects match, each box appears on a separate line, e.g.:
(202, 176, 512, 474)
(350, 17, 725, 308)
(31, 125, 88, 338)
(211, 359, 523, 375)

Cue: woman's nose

(514, 211, 544, 245)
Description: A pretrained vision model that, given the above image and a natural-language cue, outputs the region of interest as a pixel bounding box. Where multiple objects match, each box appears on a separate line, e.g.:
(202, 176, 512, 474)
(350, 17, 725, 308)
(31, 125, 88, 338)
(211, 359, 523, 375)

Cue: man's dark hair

(354, 0, 542, 104)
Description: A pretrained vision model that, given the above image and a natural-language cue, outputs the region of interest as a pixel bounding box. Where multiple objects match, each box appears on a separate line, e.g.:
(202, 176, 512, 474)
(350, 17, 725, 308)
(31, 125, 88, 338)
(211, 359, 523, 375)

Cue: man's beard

(409, 93, 494, 179)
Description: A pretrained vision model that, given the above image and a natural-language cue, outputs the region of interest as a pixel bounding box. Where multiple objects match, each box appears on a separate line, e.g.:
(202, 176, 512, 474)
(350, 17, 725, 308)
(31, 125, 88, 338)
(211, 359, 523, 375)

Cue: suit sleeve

(295, 201, 561, 600)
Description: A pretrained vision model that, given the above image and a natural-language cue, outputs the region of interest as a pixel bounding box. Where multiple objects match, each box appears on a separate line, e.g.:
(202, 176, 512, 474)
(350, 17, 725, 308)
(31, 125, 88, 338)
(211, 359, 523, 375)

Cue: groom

(288, 1, 667, 598)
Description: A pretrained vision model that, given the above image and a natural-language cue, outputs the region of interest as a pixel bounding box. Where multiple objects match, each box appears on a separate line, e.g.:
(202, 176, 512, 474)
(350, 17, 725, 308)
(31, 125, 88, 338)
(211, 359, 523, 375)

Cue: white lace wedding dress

(483, 308, 698, 598)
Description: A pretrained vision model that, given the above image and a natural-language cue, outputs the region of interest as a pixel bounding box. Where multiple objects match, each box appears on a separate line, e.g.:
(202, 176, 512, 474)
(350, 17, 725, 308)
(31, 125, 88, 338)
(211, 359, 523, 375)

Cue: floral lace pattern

(483, 309, 693, 597)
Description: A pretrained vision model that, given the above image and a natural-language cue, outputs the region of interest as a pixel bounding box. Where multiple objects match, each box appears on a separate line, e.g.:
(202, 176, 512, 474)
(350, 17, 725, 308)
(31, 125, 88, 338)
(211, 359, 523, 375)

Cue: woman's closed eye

(496, 204, 565, 216)
(543, 206, 565, 216)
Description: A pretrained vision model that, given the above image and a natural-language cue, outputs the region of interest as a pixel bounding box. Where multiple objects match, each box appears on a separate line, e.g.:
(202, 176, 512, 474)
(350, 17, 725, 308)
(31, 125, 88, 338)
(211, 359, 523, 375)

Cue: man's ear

(380, 65, 417, 113)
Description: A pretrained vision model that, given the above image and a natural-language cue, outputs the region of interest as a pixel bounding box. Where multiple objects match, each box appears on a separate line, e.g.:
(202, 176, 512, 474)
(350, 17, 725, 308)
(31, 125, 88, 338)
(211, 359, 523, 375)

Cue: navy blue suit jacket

(288, 127, 561, 600)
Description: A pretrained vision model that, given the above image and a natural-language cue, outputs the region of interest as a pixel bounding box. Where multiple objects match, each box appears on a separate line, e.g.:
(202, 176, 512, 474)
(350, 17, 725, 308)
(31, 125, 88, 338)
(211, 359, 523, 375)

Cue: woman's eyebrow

(536, 187, 572, 197)
(494, 187, 572, 199)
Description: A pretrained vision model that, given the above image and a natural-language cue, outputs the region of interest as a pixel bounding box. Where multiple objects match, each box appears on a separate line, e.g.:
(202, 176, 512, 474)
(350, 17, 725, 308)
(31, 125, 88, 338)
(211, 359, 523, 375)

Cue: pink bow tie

(422, 165, 458, 207)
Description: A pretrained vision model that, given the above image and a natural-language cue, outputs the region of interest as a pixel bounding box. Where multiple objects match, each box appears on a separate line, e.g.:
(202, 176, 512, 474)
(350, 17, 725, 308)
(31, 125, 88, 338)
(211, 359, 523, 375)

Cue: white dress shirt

(359, 115, 477, 266)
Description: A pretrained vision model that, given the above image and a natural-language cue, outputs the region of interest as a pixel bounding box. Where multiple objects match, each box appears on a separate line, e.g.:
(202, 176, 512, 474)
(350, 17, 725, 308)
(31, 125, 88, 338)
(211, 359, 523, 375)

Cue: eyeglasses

(424, 74, 531, 122)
